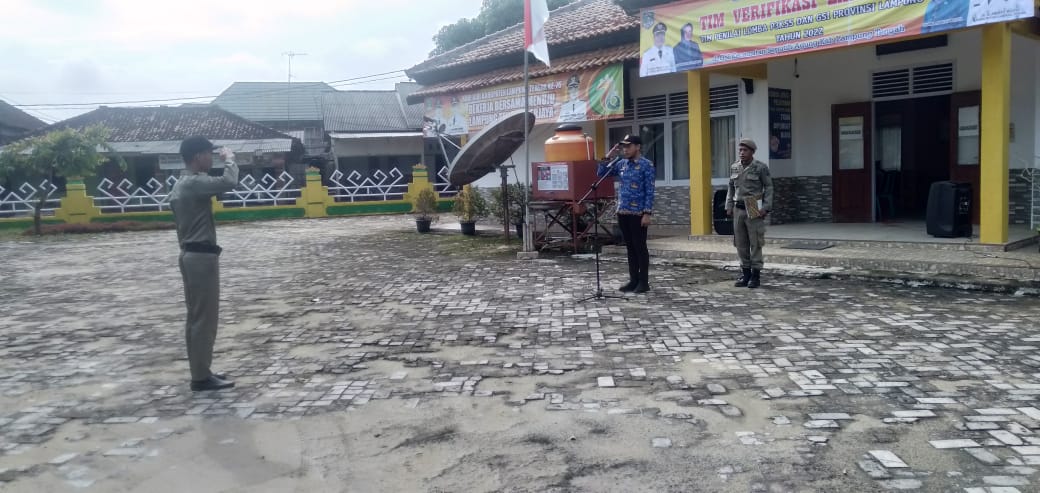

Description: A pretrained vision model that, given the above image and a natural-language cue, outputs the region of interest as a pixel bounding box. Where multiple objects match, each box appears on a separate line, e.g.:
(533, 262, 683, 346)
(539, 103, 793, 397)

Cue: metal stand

(577, 166, 623, 302)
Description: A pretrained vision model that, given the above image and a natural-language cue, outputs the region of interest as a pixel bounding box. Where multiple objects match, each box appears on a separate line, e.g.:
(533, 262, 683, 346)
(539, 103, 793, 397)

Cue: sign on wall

(768, 88, 792, 159)
(423, 64, 625, 137)
(639, 0, 1037, 75)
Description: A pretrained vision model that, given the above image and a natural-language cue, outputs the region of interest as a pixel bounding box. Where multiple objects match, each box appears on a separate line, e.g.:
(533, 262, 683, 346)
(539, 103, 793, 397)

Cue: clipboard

(744, 195, 764, 219)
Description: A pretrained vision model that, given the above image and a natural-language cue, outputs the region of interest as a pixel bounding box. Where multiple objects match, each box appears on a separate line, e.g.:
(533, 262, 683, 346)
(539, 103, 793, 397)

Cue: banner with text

(423, 64, 625, 137)
(638, 0, 1036, 76)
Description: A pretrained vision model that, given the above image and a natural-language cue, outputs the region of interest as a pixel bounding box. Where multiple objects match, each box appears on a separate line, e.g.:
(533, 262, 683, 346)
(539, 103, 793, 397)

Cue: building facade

(406, 0, 1040, 242)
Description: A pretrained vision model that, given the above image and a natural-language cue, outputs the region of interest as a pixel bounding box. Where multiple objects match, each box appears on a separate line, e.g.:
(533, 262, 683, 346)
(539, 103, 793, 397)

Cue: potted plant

(411, 187, 439, 233)
(490, 183, 529, 237)
(452, 185, 489, 236)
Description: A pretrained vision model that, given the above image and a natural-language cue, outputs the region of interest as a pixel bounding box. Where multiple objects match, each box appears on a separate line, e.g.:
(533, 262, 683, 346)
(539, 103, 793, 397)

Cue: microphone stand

(577, 154, 624, 303)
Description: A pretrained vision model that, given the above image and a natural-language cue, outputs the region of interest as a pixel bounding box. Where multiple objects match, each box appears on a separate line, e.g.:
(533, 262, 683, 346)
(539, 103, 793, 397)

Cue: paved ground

(2, 216, 1040, 492)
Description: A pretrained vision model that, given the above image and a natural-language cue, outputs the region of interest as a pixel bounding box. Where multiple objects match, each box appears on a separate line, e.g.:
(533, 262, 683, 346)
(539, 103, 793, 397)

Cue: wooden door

(832, 102, 873, 222)
(949, 91, 981, 223)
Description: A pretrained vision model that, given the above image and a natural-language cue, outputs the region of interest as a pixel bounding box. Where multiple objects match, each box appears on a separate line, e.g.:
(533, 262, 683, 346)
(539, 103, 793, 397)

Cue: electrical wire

(10, 69, 409, 109)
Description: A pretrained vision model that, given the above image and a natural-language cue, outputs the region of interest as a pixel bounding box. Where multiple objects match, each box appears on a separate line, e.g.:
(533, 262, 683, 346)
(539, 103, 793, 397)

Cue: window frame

(608, 86, 741, 187)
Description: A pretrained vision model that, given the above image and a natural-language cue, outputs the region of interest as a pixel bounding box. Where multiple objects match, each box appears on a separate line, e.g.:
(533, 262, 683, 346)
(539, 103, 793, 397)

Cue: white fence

(94, 176, 179, 213)
(0, 180, 60, 217)
(327, 168, 408, 202)
(434, 166, 457, 198)
(2, 166, 460, 219)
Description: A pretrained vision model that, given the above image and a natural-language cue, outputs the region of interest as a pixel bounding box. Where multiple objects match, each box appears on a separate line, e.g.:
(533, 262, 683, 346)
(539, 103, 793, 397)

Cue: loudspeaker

(713, 189, 733, 235)
(742, 78, 754, 94)
(926, 181, 972, 238)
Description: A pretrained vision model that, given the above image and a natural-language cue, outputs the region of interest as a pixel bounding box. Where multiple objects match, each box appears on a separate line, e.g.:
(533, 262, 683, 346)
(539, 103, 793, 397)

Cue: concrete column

(688, 70, 712, 235)
(980, 23, 1011, 244)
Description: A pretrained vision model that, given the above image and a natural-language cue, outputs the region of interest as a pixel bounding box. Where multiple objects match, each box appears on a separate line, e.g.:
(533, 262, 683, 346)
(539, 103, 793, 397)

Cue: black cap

(179, 136, 216, 161)
(619, 134, 642, 146)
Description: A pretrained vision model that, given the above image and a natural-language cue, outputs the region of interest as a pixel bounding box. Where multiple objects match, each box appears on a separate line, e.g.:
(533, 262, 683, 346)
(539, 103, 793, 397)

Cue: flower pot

(416, 218, 432, 233)
(460, 221, 477, 236)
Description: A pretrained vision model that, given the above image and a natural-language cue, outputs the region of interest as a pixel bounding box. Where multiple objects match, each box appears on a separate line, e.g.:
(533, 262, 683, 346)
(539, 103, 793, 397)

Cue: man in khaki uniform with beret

(725, 138, 773, 289)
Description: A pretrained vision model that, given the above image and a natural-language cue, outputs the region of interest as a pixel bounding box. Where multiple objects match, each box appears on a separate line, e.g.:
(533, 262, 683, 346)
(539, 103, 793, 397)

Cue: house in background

(0, 100, 46, 146)
(322, 82, 426, 186)
(212, 81, 333, 158)
(32, 105, 303, 197)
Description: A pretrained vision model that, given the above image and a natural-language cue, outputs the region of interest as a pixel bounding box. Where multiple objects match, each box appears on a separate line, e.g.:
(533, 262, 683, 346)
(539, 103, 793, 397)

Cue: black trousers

(618, 214, 649, 284)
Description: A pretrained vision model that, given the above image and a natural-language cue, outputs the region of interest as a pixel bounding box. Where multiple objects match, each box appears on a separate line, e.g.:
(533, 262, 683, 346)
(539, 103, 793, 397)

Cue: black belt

(735, 201, 746, 210)
(183, 242, 222, 255)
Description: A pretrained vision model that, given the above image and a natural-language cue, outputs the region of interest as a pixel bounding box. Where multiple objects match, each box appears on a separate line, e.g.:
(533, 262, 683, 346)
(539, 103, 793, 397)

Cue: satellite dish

(448, 110, 536, 186)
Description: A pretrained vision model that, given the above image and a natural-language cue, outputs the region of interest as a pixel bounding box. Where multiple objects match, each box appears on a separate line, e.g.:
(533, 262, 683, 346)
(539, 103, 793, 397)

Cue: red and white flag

(524, 0, 550, 67)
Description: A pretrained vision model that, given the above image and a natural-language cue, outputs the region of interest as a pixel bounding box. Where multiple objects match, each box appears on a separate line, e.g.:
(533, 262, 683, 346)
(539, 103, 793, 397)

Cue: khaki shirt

(725, 159, 773, 212)
(169, 161, 239, 247)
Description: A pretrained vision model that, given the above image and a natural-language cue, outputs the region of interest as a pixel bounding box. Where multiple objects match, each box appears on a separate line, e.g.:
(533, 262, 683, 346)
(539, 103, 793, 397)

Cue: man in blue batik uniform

(598, 134, 656, 293)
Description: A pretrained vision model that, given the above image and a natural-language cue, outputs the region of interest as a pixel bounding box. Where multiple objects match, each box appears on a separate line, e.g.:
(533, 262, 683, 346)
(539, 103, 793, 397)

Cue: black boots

(748, 269, 761, 289)
(735, 268, 751, 287)
(621, 274, 650, 293)
(191, 375, 235, 391)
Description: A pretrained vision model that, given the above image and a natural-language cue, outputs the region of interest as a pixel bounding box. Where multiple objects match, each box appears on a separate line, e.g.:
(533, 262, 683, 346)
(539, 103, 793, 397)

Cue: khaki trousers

(178, 251, 219, 381)
(733, 208, 766, 269)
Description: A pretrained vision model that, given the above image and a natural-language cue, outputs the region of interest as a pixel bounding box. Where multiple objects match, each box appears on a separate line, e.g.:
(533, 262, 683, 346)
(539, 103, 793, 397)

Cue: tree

(0, 125, 116, 235)
(430, 0, 572, 56)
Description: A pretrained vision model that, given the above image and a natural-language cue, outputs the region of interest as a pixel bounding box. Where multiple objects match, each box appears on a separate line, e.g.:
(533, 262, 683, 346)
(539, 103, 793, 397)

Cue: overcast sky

(0, 0, 483, 123)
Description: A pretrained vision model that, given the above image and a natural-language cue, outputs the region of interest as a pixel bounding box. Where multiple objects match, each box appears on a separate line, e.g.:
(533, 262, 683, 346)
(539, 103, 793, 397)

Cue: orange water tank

(545, 124, 595, 162)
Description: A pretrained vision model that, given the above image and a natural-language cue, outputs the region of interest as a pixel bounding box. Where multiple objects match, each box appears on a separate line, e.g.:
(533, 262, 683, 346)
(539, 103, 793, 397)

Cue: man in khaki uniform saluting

(725, 138, 773, 289)
(169, 136, 239, 391)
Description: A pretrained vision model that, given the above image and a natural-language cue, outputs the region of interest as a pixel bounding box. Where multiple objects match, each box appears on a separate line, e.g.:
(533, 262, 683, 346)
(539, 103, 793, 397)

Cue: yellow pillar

(688, 70, 712, 235)
(980, 23, 1011, 244)
(295, 167, 333, 218)
(53, 179, 101, 224)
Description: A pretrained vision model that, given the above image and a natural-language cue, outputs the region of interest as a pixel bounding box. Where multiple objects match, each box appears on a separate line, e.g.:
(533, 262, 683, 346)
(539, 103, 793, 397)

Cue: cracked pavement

(2, 216, 1040, 492)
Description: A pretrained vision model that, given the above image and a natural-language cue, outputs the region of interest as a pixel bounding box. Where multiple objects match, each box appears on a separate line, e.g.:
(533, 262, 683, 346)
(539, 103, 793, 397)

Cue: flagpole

(522, 52, 534, 253)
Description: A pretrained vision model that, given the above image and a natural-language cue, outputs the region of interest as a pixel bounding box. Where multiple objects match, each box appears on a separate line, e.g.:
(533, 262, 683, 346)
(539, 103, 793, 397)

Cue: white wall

(332, 136, 423, 157)
(763, 29, 983, 177)
(1010, 33, 1038, 170)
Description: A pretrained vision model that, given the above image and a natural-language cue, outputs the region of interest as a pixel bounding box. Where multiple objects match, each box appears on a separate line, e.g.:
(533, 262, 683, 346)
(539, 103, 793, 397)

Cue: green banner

(639, 0, 1037, 75)
(424, 64, 625, 136)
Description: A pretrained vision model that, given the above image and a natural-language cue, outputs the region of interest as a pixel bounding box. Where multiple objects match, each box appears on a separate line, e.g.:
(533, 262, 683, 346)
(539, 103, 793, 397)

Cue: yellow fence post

(295, 167, 333, 218)
(53, 178, 101, 224)
(404, 164, 435, 205)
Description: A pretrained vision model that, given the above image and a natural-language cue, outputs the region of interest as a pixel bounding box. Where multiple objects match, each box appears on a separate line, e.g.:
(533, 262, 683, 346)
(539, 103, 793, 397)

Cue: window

(607, 85, 739, 185)
(672, 120, 689, 181)
(639, 123, 666, 181)
(711, 115, 736, 180)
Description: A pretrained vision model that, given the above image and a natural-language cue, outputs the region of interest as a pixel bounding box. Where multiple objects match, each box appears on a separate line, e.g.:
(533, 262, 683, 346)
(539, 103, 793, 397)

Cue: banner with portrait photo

(423, 64, 625, 136)
(638, 0, 1037, 76)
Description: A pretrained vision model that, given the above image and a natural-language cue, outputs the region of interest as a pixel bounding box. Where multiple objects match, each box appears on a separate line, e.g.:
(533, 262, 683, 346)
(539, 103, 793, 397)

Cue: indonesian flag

(524, 0, 550, 66)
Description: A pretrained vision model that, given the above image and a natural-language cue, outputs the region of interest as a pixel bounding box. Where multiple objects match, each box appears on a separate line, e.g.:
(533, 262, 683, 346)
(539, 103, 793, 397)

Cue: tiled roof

(37, 106, 294, 142)
(322, 84, 424, 133)
(212, 82, 334, 122)
(407, 44, 638, 104)
(406, 0, 637, 81)
(0, 100, 46, 131)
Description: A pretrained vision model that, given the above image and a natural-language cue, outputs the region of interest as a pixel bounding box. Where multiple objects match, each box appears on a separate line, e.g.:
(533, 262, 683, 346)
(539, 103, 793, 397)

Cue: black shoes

(748, 269, 761, 289)
(633, 282, 650, 293)
(190, 375, 235, 391)
(735, 268, 751, 287)
(619, 280, 638, 292)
